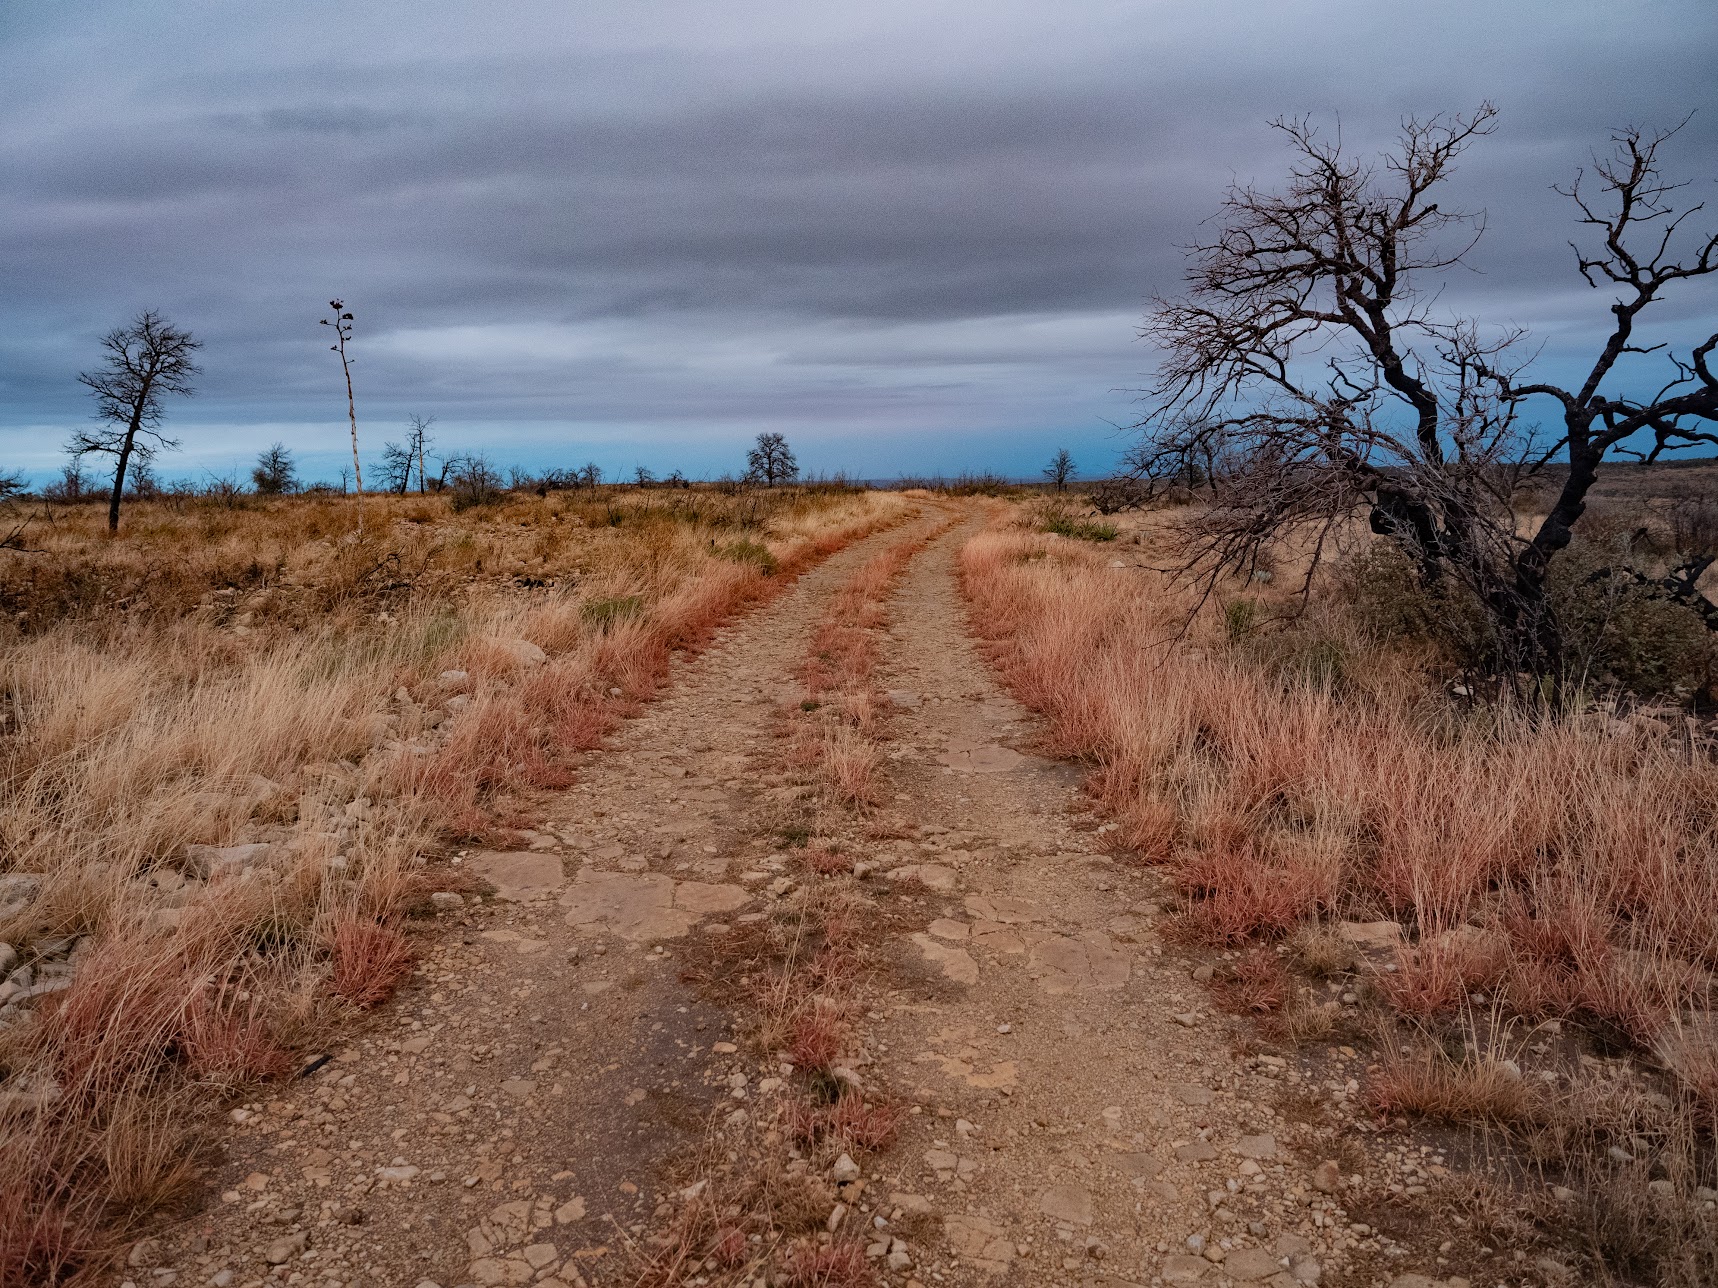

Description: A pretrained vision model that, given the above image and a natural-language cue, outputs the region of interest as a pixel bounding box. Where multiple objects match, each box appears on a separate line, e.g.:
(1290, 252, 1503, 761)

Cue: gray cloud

(3, 0, 1715, 481)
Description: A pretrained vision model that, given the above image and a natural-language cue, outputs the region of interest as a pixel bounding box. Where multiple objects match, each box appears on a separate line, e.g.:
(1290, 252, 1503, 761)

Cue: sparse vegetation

(0, 483, 903, 1281)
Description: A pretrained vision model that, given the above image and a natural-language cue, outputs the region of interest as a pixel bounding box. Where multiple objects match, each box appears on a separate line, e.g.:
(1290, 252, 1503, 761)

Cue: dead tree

(1043, 448, 1076, 492)
(73, 311, 201, 532)
(321, 301, 364, 530)
(1127, 106, 1718, 689)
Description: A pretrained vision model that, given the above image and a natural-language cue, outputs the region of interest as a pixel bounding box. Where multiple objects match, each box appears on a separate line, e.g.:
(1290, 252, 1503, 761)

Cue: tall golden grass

(959, 525, 1718, 1105)
(0, 486, 905, 1285)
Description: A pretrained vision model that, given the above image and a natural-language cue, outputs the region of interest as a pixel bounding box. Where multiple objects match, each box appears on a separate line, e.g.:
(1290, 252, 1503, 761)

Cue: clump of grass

(719, 538, 780, 575)
(580, 594, 645, 631)
(1042, 512, 1118, 542)
(327, 916, 415, 1009)
(1366, 1044, 1544, 1127)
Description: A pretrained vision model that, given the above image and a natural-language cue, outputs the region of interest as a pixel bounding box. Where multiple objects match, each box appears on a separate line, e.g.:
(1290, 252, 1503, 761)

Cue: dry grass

(0, 484, 905, 1284)
(792, 517, 951, 809)
(960, 524, 1718, 1075)
(960, 515, 1718, 1275)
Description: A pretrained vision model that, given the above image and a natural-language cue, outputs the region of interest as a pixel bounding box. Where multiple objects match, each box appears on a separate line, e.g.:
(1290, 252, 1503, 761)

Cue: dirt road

(138, 508, 1449, 1288)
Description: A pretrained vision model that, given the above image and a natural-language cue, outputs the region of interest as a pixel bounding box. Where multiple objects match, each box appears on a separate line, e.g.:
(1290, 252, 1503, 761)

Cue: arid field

(2, 479, 1716, 1288)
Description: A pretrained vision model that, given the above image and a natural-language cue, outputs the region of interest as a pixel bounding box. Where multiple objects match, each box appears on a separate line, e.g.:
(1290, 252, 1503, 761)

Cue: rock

(446, 694, 472, 713)
(469, 851, 565, 901)
(832, 1153, 861, 1183)
(430, 891, 464, 909)
(1336, 920, 1402, 952)
(939, 744, 1025, 773)
(263, 1233, 307, 1265)
(927, 918, 969, 941)
(1037, 1184, 1093, 1226)
(887, 864, 958, 892)
(1311, 1160, 1343, 1193)
(1290, 1254, 1323, 1282)
(1235, 1134, 1277, 1160)
(438, 670, 470, 684)
(1029, 932, 1131, 994)
(886, 690, 922, 709)
(1175, 1141, 1218, 1162)
(562, 871, 746, 939)
(1112, 1152, 1164, 1179)
(1225, 1247, 1280, 1281)
(1170, 1084, 1213, 1106)
(890, 1192, 934, 1215)
(0, 874, 42, 906)
(377, 1163, 420, 1183)
(490, 638, 547, 668)
(943, 1213, 1014, 1273)
(184, 843, 275, 880)
(0, 944, 18, 977)
(910, 933, 979, 986)
(500, 1079, 537, 1099)
(924, 1148, 959, 1174)
(554, 1197, 586, 1223)
(522, 1244, 558, 1270)
(962, 894, 1039, 923)
(1161, 1254, 1209, 1282)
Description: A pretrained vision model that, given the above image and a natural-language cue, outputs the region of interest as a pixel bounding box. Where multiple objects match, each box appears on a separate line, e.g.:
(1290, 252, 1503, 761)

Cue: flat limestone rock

(1224, 1247, 1281, 1281)
(940, 744, 1025, 773)
(561, 871, 747, 940)
(911, 933, 979, 986)
(970, 921, 1027, 954)
(673, 881, 748, 916)
(963, 894, 1040, 924)
(1161, 1253, 1209, 1282)
(1111, 1151, 1165, 1179)
(1234, 1134, 1278, 1160)
(1029, 931, 1131, 994)
(469, 852, 566, 902)
(943, 1213, 1014, 1273)
(1037, 1183, 1094, 1226)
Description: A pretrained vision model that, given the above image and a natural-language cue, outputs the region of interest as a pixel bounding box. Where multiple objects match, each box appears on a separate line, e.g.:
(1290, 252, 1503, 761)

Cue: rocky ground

(121, 510, 1509, 1288)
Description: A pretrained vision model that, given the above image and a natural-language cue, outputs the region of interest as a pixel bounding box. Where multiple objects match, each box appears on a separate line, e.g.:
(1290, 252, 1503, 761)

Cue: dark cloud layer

(3, 1, 1716, 481)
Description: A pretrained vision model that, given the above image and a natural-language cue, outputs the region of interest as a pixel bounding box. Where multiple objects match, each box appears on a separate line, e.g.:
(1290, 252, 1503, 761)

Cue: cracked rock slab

(561, 871, 746, 940)
(943, 1214, 1015, 1273)
(469, 852, 566, 902)
(1029, 930, 1131, 994)
(911, 933, 979, 986)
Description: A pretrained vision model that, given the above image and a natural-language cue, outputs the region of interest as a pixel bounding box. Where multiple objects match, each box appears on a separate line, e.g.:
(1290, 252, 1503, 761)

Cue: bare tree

(577, 462, 603, 489)
(379, 441, 415, 495)
(1126, 106, 1718, 689)
(320, 300, 364, 530)
(746, 432, 799, 487)
(406, 414, 435, 494)
(634, 465, 656, 488)
(252, 442, 299, 495)
(73, 310, 201, 532)
(1043, 448, 1076, 492)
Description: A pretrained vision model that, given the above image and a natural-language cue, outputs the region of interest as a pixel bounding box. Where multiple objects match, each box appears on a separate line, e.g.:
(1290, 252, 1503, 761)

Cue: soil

(131, 508, 1485, 1288)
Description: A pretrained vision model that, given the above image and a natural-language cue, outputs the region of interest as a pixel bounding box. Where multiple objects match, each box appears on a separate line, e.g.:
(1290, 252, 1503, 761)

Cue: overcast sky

(3, 1, 1715, 484)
